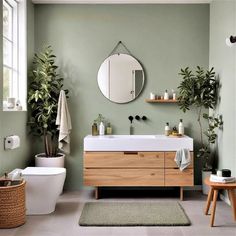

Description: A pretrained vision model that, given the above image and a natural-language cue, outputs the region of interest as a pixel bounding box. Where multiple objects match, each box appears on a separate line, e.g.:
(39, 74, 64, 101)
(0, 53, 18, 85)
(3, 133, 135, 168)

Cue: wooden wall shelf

(145, 99, 178, 103)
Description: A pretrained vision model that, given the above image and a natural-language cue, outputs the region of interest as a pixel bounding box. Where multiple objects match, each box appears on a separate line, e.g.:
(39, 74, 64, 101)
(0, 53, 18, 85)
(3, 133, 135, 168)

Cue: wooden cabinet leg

(228, 189, 236, 220)
(95, 187, 99, 200)
(180, 187, 184, 201)
(205, 187, 213, 215)
(210, 189, 218, 227)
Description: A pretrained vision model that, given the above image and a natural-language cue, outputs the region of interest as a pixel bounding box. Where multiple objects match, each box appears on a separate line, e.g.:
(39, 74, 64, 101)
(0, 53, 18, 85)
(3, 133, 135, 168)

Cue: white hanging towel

(56, 90, 72, 154)
(174, 148, 191, 171)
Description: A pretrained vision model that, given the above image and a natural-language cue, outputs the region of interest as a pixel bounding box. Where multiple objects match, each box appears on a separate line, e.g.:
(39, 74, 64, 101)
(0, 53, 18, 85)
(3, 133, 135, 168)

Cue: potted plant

(178, 66, 223, 194)
(28, 46, 69, 167)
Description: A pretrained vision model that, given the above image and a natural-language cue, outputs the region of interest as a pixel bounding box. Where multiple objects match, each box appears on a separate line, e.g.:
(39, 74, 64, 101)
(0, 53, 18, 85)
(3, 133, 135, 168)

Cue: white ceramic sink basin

(84, 135, 193, 151)
(103, 135, 157, 139)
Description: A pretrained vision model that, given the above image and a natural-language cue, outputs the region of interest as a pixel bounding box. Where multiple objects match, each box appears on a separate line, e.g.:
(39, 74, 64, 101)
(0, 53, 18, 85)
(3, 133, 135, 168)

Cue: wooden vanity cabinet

(84, 152, 164, 168)
(165, 152, 194, 186)
(84, 151, 194, 199)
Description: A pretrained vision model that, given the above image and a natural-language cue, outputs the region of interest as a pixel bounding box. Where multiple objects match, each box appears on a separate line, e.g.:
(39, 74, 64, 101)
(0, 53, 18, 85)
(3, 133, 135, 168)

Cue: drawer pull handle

(173, 167, 179, 169)
(151, 173, 155, 176)
(124, 151, 138, 155)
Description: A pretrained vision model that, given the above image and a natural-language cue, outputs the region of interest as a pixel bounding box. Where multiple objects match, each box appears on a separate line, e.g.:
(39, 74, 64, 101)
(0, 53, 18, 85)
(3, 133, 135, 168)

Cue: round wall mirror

(97, 53, 145, 103)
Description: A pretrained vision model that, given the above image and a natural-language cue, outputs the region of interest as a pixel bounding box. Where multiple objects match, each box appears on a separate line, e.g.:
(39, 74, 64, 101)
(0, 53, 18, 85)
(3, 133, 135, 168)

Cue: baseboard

(82, 185, 203, 191)
(184, 185, 202, 191)
(100, 185, 203, 191)
(219, 193, 231, 206)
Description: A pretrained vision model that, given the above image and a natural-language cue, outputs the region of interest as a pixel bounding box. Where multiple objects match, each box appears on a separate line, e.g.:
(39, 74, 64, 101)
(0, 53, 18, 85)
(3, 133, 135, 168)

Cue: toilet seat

(22, 167, 66, 176)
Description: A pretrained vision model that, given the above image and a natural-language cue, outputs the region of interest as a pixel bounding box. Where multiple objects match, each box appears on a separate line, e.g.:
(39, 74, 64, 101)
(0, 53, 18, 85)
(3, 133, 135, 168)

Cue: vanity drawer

(165, 152, 193, 169)
(84, 168, 164, 186)
(84, 152, 164, 168)
(165, 169, 194, 186)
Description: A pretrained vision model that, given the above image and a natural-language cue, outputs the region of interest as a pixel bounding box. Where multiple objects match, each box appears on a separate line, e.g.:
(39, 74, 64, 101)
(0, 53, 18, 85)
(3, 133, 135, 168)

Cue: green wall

(1, 1, 235, 192)
(209, 0, 236, 177)
(0, 0, 34, 176)
(34, 4, 209, 190)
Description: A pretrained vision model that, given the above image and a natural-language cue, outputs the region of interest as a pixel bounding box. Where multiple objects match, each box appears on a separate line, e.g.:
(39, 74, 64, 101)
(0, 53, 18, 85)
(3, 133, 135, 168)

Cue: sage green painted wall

(209, 0, 236, 177)
(0, 0, 34, 176)
(34, 4, 209, 190)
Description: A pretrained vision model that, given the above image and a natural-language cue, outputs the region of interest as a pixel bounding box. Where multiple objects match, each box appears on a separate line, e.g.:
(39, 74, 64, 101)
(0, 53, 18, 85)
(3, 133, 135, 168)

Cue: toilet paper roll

(5, 135, 20, 149)
(217, 170, 222, 177)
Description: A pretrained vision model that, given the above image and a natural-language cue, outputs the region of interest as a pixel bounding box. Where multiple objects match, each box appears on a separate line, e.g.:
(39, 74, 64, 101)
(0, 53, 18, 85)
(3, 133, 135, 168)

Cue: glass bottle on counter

(92, 121, 98, 136)
(106, 123, 112, 135)
(165, 122, 170, 136)
(99, 122, 105, 135)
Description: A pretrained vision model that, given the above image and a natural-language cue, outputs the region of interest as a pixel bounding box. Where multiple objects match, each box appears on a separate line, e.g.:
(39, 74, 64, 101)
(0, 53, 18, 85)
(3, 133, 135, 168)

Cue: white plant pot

(35, 153, 65, 168)
(202, 170, 212, 195)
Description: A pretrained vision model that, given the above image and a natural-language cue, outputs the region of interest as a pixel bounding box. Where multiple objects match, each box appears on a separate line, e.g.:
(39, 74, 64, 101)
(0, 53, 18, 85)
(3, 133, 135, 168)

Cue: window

(2, 0, 26, 111)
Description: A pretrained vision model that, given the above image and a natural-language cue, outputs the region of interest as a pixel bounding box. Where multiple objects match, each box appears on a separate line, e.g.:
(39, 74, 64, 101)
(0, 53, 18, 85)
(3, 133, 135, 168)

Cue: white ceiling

(32, 0, 212, 4)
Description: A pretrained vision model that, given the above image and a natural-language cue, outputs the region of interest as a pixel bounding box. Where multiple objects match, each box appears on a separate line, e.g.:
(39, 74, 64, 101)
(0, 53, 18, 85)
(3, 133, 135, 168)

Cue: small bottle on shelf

(164, 90, 169, 100)
(150, 92, 156, 100)
(165, 122, 170, 136)
(172, 89, 176, 100)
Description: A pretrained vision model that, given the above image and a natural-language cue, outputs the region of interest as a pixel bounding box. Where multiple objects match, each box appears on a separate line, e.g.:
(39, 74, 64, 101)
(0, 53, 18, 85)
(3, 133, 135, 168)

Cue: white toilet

(12, 167, 66, 215)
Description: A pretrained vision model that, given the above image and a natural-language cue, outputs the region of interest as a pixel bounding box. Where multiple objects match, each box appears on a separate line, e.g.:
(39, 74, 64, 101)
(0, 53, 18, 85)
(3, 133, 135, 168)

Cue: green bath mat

(79, 202, 191, 226)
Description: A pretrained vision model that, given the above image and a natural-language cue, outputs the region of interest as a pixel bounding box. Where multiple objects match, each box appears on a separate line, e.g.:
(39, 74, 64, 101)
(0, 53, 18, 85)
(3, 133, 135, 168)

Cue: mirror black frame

(97, 53, 145, 104)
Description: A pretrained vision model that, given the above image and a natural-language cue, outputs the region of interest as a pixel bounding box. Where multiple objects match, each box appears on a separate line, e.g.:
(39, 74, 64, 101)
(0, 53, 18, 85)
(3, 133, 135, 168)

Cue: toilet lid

(22, 167, 66, 176)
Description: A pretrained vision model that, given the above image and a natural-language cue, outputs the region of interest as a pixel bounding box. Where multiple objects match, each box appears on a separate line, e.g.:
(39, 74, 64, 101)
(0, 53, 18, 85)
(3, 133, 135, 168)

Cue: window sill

(3, 108, 27, 112)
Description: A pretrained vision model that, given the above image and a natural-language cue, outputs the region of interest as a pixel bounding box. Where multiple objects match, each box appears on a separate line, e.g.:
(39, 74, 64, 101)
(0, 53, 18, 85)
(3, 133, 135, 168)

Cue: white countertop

(84, 134, 193, 151)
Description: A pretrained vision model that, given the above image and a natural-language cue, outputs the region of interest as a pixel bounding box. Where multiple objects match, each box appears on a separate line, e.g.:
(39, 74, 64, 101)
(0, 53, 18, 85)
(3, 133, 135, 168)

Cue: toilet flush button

(4, 135, 20, 149)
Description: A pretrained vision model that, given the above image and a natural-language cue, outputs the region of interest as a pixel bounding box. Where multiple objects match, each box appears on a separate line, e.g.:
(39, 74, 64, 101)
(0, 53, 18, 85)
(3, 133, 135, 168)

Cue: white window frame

(3, 0, 27, 111)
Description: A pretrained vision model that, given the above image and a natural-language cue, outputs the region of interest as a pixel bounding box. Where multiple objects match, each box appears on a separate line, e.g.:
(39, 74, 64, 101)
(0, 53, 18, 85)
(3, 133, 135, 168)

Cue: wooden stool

(204, 177, 236, 227)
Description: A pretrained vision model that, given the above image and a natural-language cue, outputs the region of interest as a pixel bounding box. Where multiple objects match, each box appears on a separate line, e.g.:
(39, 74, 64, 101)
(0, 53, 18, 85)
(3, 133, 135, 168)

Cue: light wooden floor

(0, 189, 236, 236)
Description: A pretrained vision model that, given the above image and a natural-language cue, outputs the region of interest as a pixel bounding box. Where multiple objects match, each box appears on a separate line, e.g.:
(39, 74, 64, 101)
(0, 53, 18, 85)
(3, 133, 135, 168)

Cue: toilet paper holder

(4, 135, 20, 150)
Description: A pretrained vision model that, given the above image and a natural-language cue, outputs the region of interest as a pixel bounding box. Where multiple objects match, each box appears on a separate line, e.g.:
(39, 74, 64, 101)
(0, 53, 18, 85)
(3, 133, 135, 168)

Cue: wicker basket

(0, 179, 26, 228)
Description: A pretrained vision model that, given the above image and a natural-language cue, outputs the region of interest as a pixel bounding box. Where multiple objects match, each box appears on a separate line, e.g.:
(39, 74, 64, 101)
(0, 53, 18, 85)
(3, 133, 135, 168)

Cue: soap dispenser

(178, 119, 184, 135)
(99, 121, 105, 135)
(165, 122, 170, 136)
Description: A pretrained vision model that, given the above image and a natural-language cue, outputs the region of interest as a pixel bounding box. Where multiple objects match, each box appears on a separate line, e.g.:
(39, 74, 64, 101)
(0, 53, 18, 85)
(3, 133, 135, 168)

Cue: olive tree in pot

(28, 46, 69, 167)
(178, 67, 223, 194)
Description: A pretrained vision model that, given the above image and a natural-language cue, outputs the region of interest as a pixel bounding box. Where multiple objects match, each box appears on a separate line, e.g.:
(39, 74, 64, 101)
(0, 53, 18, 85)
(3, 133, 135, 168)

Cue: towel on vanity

(174, 149, 191, 171)
(56, 90, 72, 154)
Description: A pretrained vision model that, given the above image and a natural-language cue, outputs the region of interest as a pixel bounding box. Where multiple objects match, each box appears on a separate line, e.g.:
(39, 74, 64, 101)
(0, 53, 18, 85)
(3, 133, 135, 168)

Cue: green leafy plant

(178, 66, 223, 170)
(28, 46, 68, 157)
(198, 113, 223, 170)
(94, 114, 106, 125)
